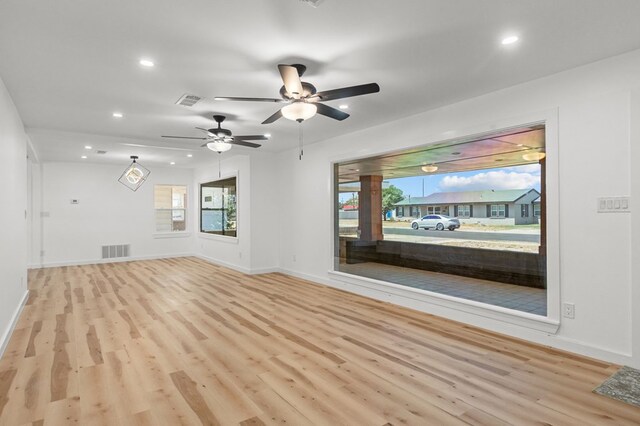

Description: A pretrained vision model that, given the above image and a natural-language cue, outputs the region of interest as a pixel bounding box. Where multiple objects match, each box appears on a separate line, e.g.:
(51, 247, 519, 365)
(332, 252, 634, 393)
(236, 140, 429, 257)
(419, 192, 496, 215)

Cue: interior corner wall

(0, 75, 29, 354)
(35, 162, 195, 267)
(193, 155, 253, 272)
(275, 48, 640, 367)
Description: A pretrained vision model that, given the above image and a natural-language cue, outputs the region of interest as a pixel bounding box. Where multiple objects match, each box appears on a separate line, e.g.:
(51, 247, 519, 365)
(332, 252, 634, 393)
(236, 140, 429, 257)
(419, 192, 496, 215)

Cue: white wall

(274, 49, 640, 367)
(0, 76, 29, 354)
(34, 162, 194, 266)
(192, 151, 280, 274)
(193, 154, 253, 272)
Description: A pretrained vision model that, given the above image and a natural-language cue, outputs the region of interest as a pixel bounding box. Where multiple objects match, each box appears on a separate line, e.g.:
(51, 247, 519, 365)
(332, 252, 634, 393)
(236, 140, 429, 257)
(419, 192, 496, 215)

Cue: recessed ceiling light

(84, 145, 92, 150)
(264, 133, 271, 138)
(187, 154, 193, 158)
(112, 112, 123, 118)
(339, 105, 349, 110)
(517, 144, 524, 147)
(169, 161, 175, 165)
(355, 169, 360, 172)
(139, 59, 155, 67)
(81, 155, 87, 159)
(501, 35, 519, 45)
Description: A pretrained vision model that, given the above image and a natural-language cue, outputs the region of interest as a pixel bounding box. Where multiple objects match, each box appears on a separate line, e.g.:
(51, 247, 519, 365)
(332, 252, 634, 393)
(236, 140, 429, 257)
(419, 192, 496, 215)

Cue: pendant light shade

(282, 102, 317, 122)
(206, 141, 233, 152)
(118, 156, 150, 191)
(522, 152, 546, 161)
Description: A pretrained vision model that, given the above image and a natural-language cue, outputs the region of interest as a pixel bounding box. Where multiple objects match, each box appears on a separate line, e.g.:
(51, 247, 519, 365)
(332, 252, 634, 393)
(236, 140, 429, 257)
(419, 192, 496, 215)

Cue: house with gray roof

(394, 188, 541, 225)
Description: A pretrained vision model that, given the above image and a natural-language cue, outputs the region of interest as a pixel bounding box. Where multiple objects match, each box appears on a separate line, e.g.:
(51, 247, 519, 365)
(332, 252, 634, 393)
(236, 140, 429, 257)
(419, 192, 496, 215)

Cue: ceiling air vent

(175, 93, 202, 107)
(96, 150, 107, 154)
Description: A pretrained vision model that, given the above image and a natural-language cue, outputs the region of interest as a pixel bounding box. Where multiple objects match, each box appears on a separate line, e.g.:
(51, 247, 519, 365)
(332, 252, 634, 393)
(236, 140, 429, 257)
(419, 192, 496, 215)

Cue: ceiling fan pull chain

(299, 122, 304, 160)
(218, 152, 222, 178)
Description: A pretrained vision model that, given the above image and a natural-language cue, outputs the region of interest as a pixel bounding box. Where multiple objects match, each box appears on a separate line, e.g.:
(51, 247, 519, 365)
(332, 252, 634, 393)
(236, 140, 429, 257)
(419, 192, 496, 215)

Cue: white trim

(0, 290, 29, 359)
(27, 253, 193, 269)
(328, 109, 561, 325)
(194, 253, 278, 275)
(328, 270, 559, 333)
(153, 232, 191, 239)
(198, 232, 239, 244)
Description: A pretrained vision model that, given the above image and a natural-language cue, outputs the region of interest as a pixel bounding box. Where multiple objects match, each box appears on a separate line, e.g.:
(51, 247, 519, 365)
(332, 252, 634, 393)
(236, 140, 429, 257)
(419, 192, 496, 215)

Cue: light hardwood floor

(1, 257, 639, 425)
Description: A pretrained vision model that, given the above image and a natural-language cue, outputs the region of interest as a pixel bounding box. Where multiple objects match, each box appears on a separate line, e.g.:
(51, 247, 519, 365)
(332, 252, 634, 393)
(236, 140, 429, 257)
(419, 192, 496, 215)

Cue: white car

(411, 214, 460, 231)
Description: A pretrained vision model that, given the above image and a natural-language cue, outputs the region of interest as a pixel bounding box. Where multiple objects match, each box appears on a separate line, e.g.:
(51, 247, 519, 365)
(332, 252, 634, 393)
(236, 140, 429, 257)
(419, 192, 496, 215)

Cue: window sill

(198, 232, 239, 244)
(327, 270, 559, 334)
(153, 232, 191, 239)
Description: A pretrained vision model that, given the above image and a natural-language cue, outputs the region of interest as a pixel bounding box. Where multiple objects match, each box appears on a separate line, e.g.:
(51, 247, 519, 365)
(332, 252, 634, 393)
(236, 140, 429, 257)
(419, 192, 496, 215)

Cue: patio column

(359, 175, 383, 241)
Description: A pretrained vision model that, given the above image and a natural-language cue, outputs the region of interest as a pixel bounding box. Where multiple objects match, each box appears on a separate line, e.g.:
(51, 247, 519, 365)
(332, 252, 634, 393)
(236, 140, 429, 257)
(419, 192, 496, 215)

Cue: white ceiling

(2, 0, 640, 167)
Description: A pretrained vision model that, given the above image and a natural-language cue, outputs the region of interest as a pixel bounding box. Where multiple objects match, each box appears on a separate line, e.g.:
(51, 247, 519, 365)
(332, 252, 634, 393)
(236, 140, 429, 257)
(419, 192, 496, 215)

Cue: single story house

(394, 188, 541, 225)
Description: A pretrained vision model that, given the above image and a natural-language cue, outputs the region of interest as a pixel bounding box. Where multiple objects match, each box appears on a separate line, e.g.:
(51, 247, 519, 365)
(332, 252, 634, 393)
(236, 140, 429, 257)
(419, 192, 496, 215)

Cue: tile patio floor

(338, 261, 547, 316)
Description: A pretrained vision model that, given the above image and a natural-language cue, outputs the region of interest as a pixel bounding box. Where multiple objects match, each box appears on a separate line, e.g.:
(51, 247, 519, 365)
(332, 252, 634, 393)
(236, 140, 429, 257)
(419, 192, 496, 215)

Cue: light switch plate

(598, 196, 630, 213)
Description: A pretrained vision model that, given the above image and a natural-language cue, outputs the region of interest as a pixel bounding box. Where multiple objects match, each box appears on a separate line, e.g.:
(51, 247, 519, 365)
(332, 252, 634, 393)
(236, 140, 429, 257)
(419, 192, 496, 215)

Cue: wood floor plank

(0, 257, 638, 425)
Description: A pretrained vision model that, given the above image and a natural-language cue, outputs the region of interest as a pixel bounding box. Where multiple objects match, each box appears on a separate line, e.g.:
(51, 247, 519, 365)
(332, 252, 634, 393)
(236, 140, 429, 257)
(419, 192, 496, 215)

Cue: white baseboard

(0, 290, 29, 359)
(28, 253, 194, 269)
(194, 254, 279, 275)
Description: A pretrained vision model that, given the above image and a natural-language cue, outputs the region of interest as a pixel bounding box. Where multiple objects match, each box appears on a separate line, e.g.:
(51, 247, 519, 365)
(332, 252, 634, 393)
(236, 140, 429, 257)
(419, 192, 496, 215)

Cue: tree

(382, 185, 404, 220)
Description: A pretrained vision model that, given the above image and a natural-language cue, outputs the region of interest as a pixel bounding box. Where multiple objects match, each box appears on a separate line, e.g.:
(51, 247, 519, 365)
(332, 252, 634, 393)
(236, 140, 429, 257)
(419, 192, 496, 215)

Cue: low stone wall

(345, 239, 545, 289)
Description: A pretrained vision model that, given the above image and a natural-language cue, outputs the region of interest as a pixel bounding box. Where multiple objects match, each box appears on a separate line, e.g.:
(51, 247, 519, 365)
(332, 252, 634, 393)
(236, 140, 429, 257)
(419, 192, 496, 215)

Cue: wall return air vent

(101, 244, 131, 259)
(175, 94, 202, 107)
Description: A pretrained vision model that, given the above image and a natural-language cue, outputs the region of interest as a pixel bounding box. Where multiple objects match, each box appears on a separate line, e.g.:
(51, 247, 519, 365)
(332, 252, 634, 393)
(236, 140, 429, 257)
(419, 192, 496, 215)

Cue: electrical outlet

(563, 303, 575, 319)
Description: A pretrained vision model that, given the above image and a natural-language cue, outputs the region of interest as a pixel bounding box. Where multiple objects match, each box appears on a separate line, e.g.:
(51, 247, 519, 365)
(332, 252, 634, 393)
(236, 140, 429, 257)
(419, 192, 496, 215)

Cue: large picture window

(335, 124, 547, 317)
(200, 177, 237, 237)
(154, 185, 187, 232)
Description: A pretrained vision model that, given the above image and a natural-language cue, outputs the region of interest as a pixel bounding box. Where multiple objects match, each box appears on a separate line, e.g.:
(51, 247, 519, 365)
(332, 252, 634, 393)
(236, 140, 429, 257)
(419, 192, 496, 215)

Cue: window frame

(199, 175, 238, 239)
(329, 110, 560, 331)
(153, 184, 188, 234)
(490, 204, 506, 218)
(457, 204, 471, 218)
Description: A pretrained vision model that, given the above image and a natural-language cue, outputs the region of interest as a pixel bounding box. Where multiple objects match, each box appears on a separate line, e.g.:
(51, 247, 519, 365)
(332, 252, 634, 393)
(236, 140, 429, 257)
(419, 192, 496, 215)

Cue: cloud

(503, 164, 541, 174)
(439, 171, 541, 191)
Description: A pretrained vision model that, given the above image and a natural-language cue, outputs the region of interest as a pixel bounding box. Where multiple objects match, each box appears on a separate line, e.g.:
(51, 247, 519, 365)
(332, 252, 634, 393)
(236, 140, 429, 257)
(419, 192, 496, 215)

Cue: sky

(339, 164, 541, 202)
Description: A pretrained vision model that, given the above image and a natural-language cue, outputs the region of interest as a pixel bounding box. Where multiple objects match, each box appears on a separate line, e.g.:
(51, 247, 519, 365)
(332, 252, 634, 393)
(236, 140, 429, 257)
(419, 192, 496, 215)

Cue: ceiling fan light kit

(281, 102, 317, 122)
(118, 156, 150, 191)
(206, 141, 233, 153)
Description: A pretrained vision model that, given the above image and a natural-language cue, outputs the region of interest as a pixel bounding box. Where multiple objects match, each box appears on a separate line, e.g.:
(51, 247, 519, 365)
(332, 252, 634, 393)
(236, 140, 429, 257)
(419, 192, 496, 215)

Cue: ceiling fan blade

(312, 83, 380, 102)
(161, 135, 207, 140)
(230, 140, 261, 148)
(262, 109, 283, 124)
(315, 102, 350, 121)
(195, 127, 215, 136)
(234, 135, 268, 141)
(278, 64, 304, 98)
(214, 96, 284, 103)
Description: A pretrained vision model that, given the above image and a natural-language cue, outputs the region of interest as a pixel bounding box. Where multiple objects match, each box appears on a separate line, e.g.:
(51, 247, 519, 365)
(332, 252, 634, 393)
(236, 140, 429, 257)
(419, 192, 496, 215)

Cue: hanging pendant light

(118, 155, 150, 191)
(421, 164, 438, 173)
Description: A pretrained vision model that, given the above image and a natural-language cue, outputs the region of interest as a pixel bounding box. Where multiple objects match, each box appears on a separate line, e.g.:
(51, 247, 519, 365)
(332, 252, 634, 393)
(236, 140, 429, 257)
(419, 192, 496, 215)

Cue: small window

(200, 177, 237, 237)
(490, 204, 506, 218)
(534, 203, 541, 217)
(457, 204, 471, 218)
(427, 206, 441, 215)
(154, 185, 187, 232)
(521, 204, 529, 217)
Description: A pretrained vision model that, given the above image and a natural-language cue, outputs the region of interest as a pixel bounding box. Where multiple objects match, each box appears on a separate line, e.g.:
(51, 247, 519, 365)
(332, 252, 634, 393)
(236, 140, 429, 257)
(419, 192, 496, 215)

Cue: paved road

(383, 227, 540, 243)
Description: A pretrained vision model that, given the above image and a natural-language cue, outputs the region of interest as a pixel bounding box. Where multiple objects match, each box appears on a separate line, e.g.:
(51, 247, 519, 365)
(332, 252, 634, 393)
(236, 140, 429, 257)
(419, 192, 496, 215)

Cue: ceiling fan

(161, 115, 267, 152)
(214, 64, 380, 124)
